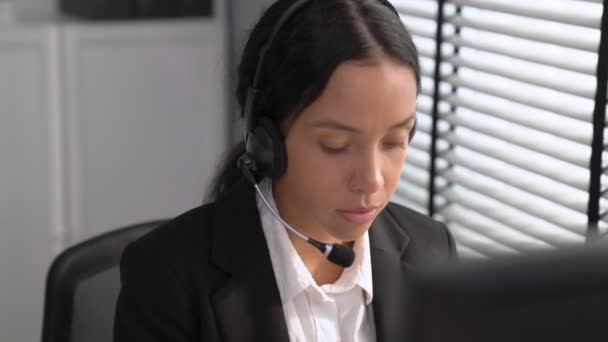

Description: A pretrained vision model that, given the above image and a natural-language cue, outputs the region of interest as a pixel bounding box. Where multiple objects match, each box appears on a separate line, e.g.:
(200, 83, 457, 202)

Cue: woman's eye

(321, 144, 349, 154)
(384, 141, 406, 150)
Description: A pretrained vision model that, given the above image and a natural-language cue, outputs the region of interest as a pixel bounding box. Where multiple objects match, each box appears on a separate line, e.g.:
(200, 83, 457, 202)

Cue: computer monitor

(405, 243, 608, 342)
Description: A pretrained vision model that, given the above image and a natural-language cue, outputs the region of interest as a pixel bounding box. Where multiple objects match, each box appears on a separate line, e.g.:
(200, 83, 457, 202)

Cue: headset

(237, 0, 406, 268)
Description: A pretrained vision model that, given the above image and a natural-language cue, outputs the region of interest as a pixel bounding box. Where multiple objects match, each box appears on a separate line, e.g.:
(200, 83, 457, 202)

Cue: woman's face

(273, 56, 417, 244)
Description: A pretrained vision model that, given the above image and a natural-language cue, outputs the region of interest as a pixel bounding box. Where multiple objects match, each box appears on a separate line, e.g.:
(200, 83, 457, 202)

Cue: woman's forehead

(298, 58, 417, 127)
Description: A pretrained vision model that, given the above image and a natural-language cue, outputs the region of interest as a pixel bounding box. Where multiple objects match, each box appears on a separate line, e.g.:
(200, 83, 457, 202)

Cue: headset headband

(243, 0, 400, 134)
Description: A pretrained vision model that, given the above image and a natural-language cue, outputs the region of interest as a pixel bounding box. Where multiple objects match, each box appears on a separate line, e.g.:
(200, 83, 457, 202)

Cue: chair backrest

(40, 220, 167, 342)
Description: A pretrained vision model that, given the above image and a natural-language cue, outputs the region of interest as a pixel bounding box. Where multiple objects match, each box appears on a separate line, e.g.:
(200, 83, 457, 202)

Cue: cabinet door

(62, 19, 227, 243)
(0, 27, 61, 342)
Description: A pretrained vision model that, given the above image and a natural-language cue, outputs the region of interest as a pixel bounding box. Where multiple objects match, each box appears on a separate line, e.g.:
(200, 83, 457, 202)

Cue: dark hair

(208, 0, 420, 200)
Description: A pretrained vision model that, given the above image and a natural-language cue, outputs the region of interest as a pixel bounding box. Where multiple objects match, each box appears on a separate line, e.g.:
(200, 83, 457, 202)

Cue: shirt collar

(256, 179, 374, 305)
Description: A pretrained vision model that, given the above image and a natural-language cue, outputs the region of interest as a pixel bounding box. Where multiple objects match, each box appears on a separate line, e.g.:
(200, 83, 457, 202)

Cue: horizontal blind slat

(450, 0, 601, 29)
(418, 45, 435, 59)
(444, 75, 592, 122)
(416, 102, 432, 116)
(400, 163, 430, 188)
(438, 205, 557, 252)
(395, 5, 436, 21)
(448, 16, 599, 52)
(445, 36, 596, 76)
(440, 188, 586, 244)
(407, 25, 436, 40)
(415, 110, 433, 130)
(441, 170, 587, 233)
(405, 147, 431, 170)
(421, 62, 435, 78)
(443, 113, 590, 168)
(444, 132, 589, 191)
(394, 181, 428, 209)
(447, 222, 521, 255)
(442, 94, 591, 145)
(445, 55, 596, 99)
(443, 151, 588, 213)
(410, 131, 431, 151)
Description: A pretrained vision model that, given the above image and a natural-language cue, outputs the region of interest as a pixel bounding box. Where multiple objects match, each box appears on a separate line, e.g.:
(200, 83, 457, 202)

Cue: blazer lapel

(209, 180, 290, 342)
(369, 208, 412, 342)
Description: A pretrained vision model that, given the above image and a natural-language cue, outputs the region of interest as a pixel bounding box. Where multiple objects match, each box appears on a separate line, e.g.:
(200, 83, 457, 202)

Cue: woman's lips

(336, 207, 378, 224)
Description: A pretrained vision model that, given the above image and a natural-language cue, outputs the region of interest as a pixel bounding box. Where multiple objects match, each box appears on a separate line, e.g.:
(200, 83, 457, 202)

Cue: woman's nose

(349, 151, 384, 194)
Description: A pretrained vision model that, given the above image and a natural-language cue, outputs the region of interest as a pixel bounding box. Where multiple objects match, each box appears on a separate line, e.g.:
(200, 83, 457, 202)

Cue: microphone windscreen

(328, 244, 355, 268)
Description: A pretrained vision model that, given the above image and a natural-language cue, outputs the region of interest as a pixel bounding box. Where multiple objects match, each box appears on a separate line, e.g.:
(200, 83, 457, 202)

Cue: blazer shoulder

(385, 201, 456, 257)
(115, 204, 218, 341)
(125, 202, 217, 268)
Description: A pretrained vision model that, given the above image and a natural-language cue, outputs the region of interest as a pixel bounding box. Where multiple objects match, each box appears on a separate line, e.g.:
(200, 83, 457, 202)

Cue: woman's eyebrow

(389, 115, 416, 130)
(310, 120, 360, 133)
(310, 114, 416, 133)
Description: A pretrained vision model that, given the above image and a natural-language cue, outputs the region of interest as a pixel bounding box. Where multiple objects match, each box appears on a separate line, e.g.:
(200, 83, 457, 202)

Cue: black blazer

(114, 179, 456, 342)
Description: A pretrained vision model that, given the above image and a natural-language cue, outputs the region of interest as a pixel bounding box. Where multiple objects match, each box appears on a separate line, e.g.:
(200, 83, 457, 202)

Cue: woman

(114, 0, 456, 341)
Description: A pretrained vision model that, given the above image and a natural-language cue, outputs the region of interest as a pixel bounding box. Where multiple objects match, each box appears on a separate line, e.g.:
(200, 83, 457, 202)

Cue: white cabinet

(0, 12, 227, 342)
(62, 19, 227, 243)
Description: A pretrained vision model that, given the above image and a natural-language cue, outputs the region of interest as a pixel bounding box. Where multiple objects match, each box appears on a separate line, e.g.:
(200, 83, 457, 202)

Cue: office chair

(40, 220, 167, 342)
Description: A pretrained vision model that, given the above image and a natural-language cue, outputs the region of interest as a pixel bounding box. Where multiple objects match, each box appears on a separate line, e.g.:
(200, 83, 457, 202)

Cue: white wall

(14, 0, 56, 17)
(62, 19, 228, 241)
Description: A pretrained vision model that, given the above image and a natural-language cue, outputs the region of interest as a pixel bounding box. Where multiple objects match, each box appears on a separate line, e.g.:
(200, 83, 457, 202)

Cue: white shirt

(256, 180, 377, 342)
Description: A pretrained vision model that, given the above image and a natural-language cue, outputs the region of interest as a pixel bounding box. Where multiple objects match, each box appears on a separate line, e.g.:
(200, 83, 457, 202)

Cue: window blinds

(391, 0, 606, 258)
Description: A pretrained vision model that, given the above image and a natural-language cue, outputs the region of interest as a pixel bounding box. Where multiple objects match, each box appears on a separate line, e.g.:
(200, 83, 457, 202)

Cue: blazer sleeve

(113, 241, 197, 342)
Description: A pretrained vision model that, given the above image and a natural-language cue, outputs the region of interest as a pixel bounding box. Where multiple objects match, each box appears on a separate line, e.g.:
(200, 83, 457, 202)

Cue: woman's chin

(326, 220, 373, 243)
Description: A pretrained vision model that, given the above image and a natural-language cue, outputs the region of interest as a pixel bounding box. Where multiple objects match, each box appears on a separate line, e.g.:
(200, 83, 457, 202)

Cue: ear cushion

(247, 117, 287, 179)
